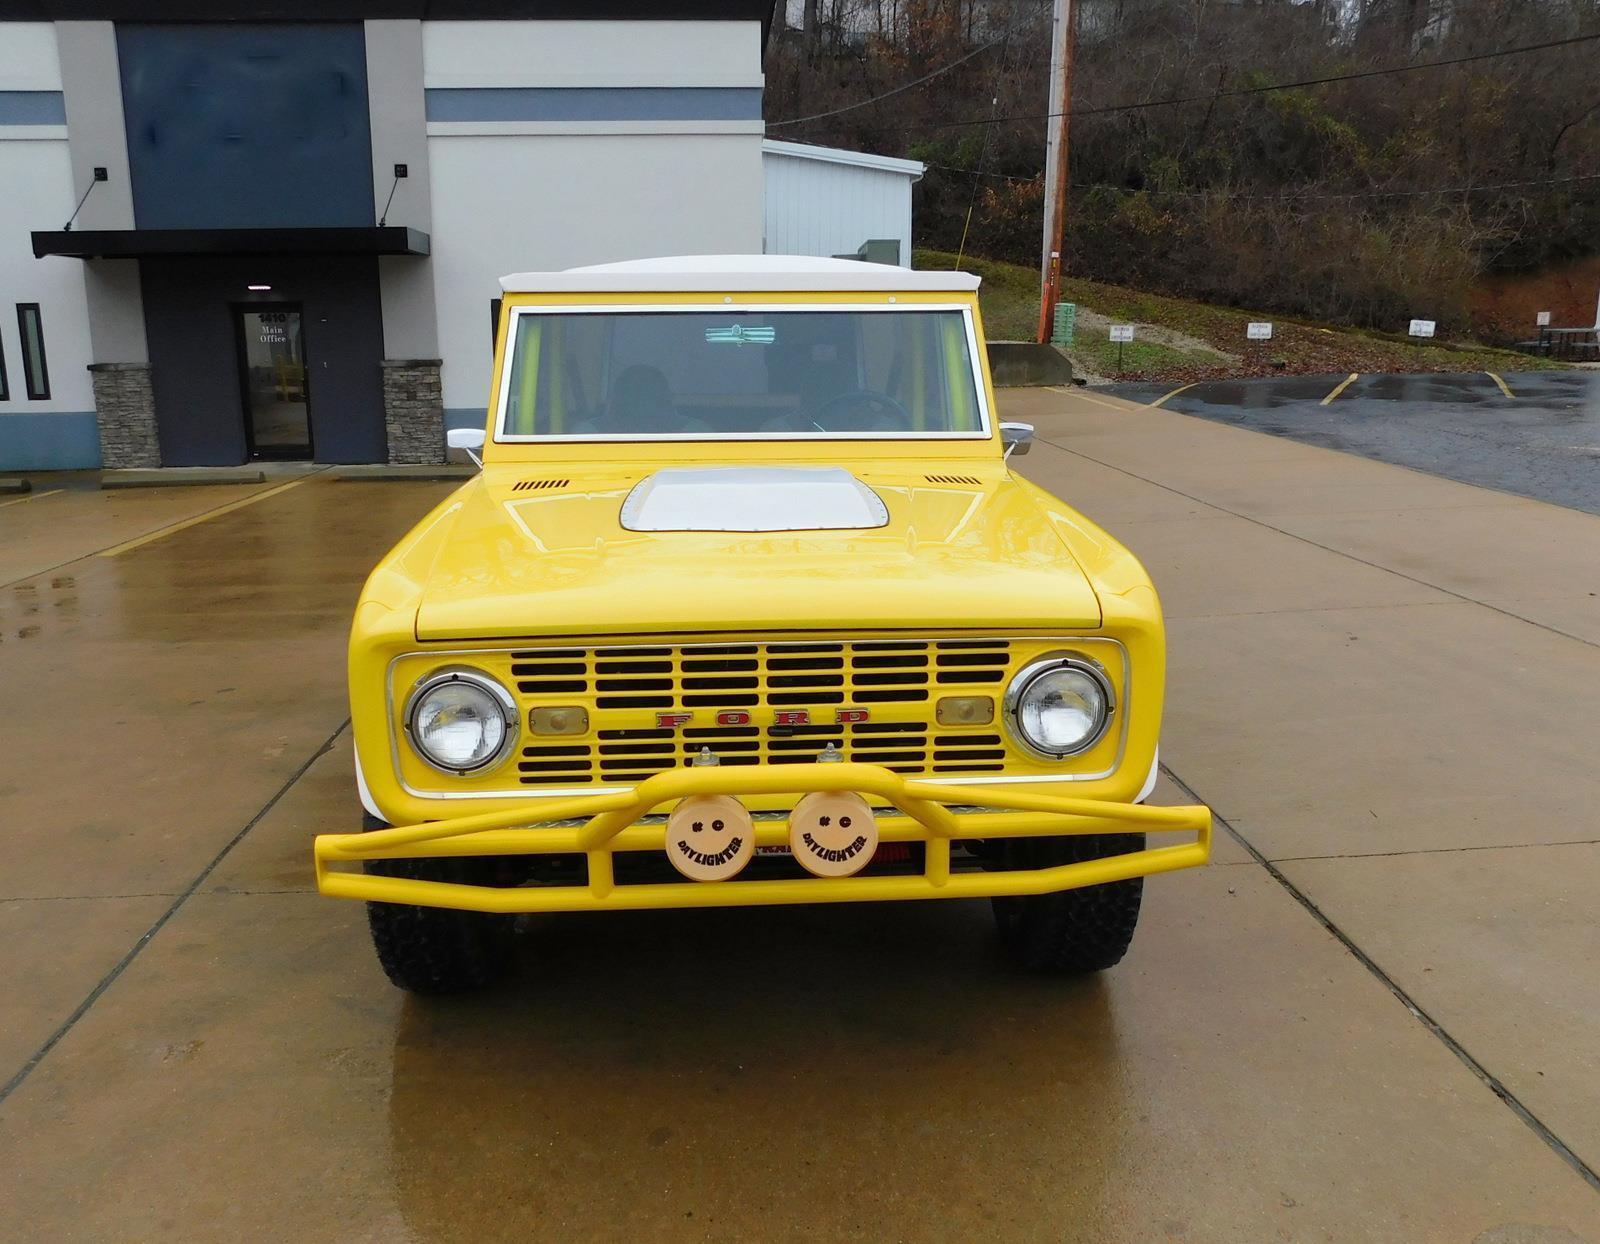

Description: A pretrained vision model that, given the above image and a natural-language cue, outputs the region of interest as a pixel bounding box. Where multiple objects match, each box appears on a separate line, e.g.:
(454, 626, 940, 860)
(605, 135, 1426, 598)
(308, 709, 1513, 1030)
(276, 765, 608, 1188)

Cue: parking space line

(1485, 371, 1515, 399)
(0, 488, 64, 510)
(1050, 386, 1138, 412)
(1146, 382, 1196, 409)
(98, 475, 317, 558)
(1320, 373, 1360, 406)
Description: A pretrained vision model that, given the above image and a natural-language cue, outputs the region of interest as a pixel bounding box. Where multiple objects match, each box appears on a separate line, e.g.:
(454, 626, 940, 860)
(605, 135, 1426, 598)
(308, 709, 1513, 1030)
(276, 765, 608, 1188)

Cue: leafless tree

(766, 0, 1600, 334)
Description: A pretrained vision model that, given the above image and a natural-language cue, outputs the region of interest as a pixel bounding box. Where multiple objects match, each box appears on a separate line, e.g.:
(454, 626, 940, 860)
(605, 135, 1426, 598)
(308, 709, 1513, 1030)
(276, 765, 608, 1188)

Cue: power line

(921, 162, 1600, 201)
(768, 30, 1020, 127)
(955, 14, 1019, 268)
(772, 30, 1600, 138)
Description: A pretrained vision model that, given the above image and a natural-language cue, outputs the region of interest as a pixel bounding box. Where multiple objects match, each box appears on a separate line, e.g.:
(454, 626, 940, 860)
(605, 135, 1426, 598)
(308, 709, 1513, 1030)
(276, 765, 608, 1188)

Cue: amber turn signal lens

(528, 706, 589, 736)
(935, 695, 994, 726)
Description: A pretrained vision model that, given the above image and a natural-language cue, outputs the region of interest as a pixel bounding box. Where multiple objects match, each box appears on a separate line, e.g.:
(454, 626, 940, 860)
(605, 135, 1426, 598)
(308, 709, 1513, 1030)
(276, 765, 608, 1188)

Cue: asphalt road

(2, 400, 1598, 1241)
(1103, 370, 1600, 515)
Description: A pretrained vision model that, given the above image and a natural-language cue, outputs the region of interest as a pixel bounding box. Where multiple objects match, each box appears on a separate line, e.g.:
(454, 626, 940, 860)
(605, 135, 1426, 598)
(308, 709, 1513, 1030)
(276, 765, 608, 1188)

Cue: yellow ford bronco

(314, 255, 1211, 992)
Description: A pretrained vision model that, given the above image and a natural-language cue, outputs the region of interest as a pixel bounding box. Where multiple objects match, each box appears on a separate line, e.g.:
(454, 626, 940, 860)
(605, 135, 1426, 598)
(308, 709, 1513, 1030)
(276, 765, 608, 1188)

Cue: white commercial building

(0, 5, 924, 470)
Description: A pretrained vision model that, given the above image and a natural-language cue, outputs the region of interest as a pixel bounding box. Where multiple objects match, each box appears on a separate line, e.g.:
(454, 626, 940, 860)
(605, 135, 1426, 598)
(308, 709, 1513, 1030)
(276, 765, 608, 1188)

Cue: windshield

(495, 307, 985, 440)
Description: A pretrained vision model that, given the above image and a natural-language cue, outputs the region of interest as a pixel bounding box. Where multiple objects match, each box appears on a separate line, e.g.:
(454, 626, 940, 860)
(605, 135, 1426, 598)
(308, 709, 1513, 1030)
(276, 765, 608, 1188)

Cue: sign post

(1408, 319, 1436, 363)
(1246, 322, 1272, 369)
(1109, 323, 1134, 374)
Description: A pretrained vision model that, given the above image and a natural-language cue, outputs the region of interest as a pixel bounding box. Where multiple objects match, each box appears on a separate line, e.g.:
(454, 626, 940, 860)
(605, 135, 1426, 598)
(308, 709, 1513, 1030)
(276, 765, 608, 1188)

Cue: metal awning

(32, 226, 430, 260)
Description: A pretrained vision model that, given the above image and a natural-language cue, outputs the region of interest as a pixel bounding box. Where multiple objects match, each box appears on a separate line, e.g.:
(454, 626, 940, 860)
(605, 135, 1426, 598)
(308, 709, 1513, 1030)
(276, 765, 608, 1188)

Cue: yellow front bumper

(314, 762, 1212, 914)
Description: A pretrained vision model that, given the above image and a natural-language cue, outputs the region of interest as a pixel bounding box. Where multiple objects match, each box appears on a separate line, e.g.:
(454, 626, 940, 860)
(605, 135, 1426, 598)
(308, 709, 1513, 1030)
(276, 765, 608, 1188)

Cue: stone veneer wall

(88, 363, 160, 468)
(381, 359, 444, 464)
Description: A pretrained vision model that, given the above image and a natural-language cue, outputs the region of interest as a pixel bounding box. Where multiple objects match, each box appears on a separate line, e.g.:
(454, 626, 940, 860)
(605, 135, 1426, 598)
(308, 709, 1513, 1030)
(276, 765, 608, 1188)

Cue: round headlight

(405, 669, 517, 773)
(1005, 657, 1114, 759)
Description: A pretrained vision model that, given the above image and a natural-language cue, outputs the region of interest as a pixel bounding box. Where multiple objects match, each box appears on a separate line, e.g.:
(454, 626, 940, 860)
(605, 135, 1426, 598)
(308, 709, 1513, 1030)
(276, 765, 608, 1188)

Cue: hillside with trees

(765, 0, 1600, 340)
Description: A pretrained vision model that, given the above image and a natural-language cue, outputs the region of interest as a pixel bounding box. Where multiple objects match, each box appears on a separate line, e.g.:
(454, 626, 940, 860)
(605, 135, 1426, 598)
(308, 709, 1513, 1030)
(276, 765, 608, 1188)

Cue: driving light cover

(1003, 655, 1115, 759)
(404, 669, 518, 774)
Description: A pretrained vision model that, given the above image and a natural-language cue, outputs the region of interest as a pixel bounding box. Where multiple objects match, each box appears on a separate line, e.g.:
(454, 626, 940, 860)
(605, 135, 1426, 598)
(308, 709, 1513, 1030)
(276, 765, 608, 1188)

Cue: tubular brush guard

(315, 761, 1212, 914)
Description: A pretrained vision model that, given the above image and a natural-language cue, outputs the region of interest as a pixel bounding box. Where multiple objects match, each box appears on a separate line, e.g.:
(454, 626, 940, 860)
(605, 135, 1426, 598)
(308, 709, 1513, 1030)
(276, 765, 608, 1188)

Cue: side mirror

(446, 426, 486, 468)
(1000, 421, 1034, 458)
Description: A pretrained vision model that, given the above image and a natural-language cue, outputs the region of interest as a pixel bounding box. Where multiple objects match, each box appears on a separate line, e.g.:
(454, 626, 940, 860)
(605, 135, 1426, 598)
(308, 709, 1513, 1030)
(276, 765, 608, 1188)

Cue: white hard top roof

(500, 254, 980, 294)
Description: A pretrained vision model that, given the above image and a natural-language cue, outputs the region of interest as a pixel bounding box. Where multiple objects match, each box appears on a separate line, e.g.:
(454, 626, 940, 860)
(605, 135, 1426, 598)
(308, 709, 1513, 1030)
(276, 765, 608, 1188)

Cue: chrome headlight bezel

(1002, 653, 1116, 760)
(402, 667, 519, 775)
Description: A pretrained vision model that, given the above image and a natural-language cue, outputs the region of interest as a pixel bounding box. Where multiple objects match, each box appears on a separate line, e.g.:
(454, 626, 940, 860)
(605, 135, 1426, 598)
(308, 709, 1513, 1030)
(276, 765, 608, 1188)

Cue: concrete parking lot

(2, 390, 1598, 1241)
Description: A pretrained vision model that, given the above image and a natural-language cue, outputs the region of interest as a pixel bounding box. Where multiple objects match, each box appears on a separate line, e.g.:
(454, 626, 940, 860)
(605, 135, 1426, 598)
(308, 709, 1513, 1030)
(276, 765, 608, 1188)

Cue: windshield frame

(489, 302, 993, 444)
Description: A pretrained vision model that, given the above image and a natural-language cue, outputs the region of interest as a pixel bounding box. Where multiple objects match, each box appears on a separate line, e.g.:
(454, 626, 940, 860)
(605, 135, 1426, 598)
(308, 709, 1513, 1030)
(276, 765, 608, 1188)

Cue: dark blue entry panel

(141, 255, 387, 465)
(118, 23, 374, 230)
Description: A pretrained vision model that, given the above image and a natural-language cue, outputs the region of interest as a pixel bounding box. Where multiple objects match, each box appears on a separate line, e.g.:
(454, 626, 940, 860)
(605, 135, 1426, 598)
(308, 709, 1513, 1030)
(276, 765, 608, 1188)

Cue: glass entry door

(236, 306, 311, 459)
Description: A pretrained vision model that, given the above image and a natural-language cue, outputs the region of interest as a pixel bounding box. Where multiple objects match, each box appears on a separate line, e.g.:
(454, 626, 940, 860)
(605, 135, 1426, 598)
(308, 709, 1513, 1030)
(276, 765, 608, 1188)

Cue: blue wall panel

(424, 87, 763, 123)
(117, 24, 374, 230)
(0, 414, 101, 470)
(0, 91, 68, 125)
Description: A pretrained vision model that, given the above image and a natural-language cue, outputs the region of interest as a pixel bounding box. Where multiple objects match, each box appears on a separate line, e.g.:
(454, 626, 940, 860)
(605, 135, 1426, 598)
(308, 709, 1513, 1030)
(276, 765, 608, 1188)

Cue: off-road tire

(362, 813, 516, 994)
(991, 833, 1144, 974)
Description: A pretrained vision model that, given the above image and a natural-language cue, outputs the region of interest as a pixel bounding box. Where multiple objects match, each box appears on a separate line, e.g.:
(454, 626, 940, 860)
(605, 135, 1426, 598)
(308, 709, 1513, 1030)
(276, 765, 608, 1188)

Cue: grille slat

(512, 639, 1014, 786)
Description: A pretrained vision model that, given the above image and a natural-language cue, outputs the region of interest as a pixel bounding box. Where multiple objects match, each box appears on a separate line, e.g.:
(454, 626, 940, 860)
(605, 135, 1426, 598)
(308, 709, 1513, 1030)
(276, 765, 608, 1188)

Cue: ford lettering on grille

(655, 708, 870, 728)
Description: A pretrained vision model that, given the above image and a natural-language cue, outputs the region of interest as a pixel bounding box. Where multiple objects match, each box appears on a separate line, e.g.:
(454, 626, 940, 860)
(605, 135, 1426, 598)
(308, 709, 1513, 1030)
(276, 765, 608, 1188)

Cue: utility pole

(1036, 0, 1075, 343)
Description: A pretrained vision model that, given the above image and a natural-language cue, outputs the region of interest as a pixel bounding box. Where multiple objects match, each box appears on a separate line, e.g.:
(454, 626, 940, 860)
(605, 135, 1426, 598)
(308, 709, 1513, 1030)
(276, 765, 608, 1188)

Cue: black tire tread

(992, 833, 1145, 974)
(362, 812, 515, 993)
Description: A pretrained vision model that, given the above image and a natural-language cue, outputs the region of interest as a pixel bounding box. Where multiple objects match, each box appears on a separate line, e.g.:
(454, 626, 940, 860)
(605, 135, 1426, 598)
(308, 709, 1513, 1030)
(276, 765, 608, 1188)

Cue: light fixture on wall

(247, 284, 272, 292)
(62, 167, 109, 232)
(378, 163, 408, 227)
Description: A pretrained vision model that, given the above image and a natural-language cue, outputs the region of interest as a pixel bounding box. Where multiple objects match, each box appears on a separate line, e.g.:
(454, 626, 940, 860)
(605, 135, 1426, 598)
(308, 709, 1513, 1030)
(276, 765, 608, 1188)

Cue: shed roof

(760, 140, 926, 179)
(501, 254, 979, 293)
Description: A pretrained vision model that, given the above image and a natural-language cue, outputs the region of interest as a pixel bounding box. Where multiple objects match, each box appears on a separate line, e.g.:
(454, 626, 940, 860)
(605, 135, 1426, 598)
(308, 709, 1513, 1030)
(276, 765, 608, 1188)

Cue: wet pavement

(1102, 370, 1600, 515)
(2, 411, 1599, 1241)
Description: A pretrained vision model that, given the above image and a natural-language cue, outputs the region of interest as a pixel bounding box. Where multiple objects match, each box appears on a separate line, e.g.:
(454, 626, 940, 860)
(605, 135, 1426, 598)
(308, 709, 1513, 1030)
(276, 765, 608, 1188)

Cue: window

(496, 307, 986, 441)
(17, 304, 49, 400)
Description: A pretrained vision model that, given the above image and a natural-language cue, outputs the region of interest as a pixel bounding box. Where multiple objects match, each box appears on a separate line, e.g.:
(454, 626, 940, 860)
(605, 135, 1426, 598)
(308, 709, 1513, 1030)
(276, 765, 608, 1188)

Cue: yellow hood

(412, 465, 1103, 640)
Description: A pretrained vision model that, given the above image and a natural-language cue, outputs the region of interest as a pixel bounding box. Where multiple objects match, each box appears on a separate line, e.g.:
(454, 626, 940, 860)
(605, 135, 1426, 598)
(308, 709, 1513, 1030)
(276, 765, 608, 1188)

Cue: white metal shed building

(762, 140, 924, 266)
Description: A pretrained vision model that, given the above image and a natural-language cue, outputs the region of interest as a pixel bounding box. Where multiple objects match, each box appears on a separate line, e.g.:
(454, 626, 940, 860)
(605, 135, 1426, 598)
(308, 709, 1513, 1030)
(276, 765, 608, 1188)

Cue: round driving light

(1005, 657, 1114, 759)
(405, 669, 517, 773)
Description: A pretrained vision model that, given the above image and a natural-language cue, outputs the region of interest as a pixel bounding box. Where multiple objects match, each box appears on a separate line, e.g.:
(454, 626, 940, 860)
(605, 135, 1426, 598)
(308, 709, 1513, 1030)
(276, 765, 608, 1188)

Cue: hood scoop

(620, 466, 890, 533)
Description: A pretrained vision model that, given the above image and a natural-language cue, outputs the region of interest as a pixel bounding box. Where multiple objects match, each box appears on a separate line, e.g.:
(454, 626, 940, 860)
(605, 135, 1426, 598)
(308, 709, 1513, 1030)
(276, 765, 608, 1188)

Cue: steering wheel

(813, 389, 913, 432)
